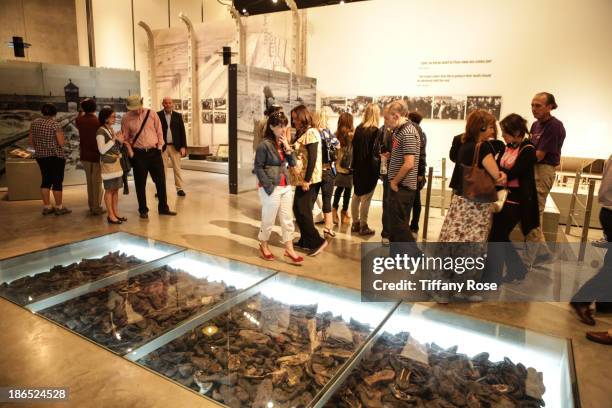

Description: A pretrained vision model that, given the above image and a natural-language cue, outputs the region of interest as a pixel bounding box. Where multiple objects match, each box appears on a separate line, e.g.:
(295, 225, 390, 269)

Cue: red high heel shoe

(259, 244, 274, 261)
(284, 251, 304, 264)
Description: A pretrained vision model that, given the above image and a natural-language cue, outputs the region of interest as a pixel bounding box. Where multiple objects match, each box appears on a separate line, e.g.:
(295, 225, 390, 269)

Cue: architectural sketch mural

(235, 64, 316, 193)
(0, 61, 139, 181)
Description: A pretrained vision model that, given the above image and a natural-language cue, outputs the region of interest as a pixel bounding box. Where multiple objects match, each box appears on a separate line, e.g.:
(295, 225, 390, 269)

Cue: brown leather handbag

(461, 142, 497, 203)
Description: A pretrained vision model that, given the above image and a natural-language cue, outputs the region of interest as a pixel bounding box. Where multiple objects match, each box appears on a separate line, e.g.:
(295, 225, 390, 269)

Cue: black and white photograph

(182, 99, 189, 111)
(202, 98, 213, 111)
(172, 99, 182, 111)
(467, 96, 502, 119)
(0, 60, 139, 186)
(321, 97, 347, 116)
(214, 112, 227, 124)
(432, 96, 466, 120)
(182, 112, 189, 124)
(347, 96, 374, 117)
(214, 97, 227, 110)
(403, 96, 433, 119)
(375, 95, 402, 113)
(202, 112, 213, 124)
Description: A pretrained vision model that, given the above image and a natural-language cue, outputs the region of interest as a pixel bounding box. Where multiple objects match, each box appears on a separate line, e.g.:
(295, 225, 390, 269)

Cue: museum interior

(0, 0, 611, 407)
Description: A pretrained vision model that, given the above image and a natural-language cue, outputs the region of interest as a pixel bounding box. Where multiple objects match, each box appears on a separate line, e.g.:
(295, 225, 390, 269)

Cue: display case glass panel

(38, 250, 274, 356)
(0, 232, 182, 307)
(136, 273, 396, 407)
(320, 303, 576, 408)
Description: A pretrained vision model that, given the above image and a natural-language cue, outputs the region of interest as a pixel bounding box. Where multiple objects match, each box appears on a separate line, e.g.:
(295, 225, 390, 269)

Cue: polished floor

(0, 170, 610, 408)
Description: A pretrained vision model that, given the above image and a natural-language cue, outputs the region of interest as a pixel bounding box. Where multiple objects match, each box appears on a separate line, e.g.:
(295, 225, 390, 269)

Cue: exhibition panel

(38, 250, 274, 356)
(318, 304, 577, 408)
(0, 232, 182, 309)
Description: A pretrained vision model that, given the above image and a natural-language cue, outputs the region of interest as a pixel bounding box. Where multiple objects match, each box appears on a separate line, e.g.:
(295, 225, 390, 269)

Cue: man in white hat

(121, 95, 177, 218)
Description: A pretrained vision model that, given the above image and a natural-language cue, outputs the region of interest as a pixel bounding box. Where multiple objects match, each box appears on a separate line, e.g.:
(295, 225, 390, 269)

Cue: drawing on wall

(235, 64, 316, 192)
(202, 112, 213, 124)
(202, 99, 213, 111)
(214, 98, 227, 110)
(403, 96, 433, 119)
(321, 97, 347, 116)
(467, 96, 502, 119)
(347, 96, 374, 117)
(432, 96, 466, 120)
(0, 61, 139, 182)
(214, 112, 227, 124)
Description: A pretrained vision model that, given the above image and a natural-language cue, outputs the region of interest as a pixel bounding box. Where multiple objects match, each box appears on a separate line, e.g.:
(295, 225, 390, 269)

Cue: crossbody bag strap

(130, 109, 151, 147)
(472, 142, 482, 167)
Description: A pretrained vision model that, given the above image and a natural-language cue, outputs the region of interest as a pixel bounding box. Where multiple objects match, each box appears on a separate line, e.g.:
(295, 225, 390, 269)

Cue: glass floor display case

(0, 233, 579, 407)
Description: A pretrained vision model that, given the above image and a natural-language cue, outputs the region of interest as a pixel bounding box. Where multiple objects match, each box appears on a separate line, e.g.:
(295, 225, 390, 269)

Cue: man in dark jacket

(158, 97, 187, 196)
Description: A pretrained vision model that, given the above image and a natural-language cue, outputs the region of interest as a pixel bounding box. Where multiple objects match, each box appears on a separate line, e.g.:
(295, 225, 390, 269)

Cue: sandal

(284, 251, 304, 264)
(323, 227, 336, 238)
(259, 243, 274, 261)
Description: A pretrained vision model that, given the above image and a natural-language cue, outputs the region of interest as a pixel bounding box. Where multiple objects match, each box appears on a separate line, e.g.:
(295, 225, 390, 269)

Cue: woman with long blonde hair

(350, 103, 381, 235)
(311, 110, 340, 237)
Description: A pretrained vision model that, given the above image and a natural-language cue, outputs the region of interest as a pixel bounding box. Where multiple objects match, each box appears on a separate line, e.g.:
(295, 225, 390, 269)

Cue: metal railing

(421, 158, 448, 241)
(564, 168, 597, 261)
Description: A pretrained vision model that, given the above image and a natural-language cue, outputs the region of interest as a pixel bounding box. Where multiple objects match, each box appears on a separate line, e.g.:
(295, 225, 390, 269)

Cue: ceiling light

(242, 8, 247, 13)
(272, 0, 278, 3)
(340, 0, 345, 4)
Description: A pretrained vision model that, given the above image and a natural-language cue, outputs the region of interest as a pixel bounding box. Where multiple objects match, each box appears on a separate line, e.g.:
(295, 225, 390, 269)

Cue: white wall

(308, 0, 612, 162)
(83, 0, 229, 108)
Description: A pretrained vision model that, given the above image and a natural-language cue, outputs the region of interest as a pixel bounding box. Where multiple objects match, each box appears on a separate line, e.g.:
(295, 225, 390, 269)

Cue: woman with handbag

(433, 110, 506, 302)
(290, 105, 328, 256)
(332, 112, 355, 225)
(350, 103, 381, 235)
(486, 114, 539, 284)
(97, 108, 127, 224)
(254, 111, 303, 264)
(311, 111, 339, 237)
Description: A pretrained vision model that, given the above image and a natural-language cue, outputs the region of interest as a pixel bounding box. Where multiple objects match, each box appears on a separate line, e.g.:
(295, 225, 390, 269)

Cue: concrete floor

(0, 170, 610, 408)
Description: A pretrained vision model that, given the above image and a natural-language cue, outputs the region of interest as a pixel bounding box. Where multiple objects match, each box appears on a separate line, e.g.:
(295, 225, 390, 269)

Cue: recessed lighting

(242, 8, 247, 13)
(340, 0, 345, 4)
(272, 0, 278, 3)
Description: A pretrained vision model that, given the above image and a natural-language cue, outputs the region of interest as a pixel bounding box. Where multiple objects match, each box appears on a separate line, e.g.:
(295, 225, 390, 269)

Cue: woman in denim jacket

(254, 111, 303, 264)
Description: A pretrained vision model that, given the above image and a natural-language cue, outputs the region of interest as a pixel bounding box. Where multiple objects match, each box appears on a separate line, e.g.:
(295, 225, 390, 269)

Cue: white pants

(258, 185, 295, 243)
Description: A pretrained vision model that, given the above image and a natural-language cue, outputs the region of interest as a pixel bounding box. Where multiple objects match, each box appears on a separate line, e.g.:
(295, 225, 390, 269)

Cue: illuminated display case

(0, 232, 183, 309)
(0, 233, 579, 407)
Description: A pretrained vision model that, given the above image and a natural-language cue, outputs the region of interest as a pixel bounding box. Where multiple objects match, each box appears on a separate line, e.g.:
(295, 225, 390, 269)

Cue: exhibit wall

(230, 64, 317, 193)
(0, 0, 79, 65)
(0, 61, 140, 182)
(307, 0, 612, 166)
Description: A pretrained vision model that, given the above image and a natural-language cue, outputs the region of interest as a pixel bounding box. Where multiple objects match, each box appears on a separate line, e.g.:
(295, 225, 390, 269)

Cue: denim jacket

(254, 138, 296, 195)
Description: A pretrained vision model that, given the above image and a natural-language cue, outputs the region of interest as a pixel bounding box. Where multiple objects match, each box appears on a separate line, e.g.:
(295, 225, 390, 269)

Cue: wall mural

(0, 61, 139, 182)
(323, 94, 502, 121)
(234, 64, 316, 193)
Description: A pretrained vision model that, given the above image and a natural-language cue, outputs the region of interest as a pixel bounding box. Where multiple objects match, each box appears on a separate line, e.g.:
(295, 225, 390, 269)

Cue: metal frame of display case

(0, 232, 582, 408)
(0, 232, 185, 308)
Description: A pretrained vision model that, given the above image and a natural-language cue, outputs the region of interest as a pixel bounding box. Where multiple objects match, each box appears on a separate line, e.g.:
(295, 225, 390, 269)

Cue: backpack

(318, 129, 338, 164)
(339, 144, 353, 171)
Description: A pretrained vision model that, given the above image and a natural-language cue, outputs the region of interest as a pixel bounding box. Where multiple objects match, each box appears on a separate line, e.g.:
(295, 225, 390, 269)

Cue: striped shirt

(31, 118, 64, 158)
(388, 120, 420, 190)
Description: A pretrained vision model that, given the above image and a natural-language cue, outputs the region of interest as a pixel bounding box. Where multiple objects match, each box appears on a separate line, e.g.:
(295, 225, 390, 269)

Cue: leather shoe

(596, 302, 612, 314)
(586, 331, 612, 345)
(177, 190, 186, 197)
(570, 302, 595, 326)
(159, 210, 177, 216)
(139, 212, 149, 219)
